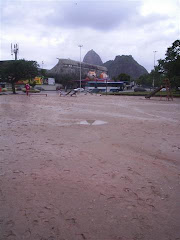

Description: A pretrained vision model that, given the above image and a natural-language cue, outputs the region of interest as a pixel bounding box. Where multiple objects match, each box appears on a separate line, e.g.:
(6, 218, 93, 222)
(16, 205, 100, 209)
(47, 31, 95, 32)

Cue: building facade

(49, 59, 108, 78)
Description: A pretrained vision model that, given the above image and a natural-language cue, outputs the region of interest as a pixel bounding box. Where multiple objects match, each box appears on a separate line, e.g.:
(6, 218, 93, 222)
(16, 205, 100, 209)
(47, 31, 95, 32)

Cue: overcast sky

(0, 0, 179, 72)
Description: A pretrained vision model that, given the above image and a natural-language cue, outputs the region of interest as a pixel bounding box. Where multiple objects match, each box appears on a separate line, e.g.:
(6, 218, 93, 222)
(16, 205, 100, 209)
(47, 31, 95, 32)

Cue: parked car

(35, 86, 45, 91)
(91, 89, 100, 93)
(134, 87, 147, 92)
(56, 86, 61, 91)
(1, 88, 7, 92)
(160, 88, 166, 91)
(74, 88, 84, 92)
(16, 86, 22, 91)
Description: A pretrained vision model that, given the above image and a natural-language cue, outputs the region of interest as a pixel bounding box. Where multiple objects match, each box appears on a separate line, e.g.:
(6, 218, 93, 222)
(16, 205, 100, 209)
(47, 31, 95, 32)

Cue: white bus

(85, 81, 124, 93)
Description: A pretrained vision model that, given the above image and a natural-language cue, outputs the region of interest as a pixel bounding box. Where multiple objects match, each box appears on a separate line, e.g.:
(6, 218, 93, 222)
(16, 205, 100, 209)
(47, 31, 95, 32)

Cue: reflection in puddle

(79, 120, 107, 125)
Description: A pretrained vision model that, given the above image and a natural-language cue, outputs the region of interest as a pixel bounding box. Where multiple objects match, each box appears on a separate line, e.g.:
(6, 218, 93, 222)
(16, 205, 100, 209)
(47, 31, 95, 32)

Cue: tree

(115, 73, 131, 82)
(39, 68, 47, 77)
(0, 59, 39, 94)
(156, 40, 180, 88)
(136, 74, 152, 87)
(136, 71, 164, 88)
(58, 74, 74, 89)
(30, 80, 36, 88)
(48, 72, 80, 90)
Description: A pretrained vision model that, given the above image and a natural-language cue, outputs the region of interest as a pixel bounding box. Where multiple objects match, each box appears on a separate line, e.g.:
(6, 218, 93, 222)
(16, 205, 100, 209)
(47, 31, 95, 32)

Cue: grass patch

(102, 91, 180, 97)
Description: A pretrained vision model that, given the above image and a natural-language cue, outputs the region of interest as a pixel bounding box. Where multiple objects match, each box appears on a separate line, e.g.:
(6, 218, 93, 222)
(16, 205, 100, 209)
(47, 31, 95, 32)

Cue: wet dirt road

(0, 93, 180, 240)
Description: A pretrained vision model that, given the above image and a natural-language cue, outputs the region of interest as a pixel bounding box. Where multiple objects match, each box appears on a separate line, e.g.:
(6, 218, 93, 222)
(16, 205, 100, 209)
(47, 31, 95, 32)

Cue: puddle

(79, 120, 107, 125)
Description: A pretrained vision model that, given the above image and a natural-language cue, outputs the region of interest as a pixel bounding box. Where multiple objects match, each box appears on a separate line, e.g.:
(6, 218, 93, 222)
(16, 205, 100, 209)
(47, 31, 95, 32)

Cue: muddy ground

(0, 93, 180, 240)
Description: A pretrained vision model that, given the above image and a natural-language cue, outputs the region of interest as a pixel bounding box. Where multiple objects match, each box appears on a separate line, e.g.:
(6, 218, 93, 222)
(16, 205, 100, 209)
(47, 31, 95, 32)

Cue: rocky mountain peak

(83, 49, 103, 66)
(103, 55, 148, 79)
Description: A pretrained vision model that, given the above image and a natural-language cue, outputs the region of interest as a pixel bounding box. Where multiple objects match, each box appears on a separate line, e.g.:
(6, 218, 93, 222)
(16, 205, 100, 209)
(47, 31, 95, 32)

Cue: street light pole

(78, 45, 83, 89)
(152, 50, 157, 88)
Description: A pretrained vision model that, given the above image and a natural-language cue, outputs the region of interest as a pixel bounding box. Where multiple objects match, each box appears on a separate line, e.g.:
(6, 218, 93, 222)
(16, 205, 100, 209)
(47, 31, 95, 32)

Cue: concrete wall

(35, 84, 62, 91)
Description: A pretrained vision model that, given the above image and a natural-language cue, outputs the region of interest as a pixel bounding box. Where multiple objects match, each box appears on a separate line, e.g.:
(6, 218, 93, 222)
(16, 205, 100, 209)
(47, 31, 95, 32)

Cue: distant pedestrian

(25, 84, 30, 96)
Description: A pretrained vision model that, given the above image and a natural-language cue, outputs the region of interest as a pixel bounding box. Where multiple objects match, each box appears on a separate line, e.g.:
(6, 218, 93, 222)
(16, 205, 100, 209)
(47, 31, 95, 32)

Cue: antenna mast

(11, 43, 19, 60)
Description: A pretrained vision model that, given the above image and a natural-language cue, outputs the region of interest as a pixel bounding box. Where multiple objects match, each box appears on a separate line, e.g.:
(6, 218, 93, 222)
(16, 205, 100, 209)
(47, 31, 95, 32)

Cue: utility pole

(78, 45, 83, 89)
(152, 50, 157, 88)
(11, 43, 19, 60)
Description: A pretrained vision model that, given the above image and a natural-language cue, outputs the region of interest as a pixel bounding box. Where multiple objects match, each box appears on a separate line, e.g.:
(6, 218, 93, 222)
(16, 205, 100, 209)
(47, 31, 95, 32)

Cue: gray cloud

(46, 1, 141, 30)
(1, 1, 142, 31)
(1, 0, 172, 33)
(1, 0, 170, 39)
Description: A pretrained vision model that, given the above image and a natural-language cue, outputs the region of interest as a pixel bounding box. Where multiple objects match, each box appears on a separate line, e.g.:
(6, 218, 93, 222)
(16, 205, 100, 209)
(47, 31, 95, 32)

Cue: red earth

(0, 93, 180, 240)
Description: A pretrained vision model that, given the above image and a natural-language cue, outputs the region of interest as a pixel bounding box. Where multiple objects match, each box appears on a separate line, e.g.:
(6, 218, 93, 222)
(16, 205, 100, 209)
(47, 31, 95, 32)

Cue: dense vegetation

(46, 72, 81, 90)
(113, 73, 131, 82)
(136, 40, 180, 89)
(0, 60, 39, 94)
